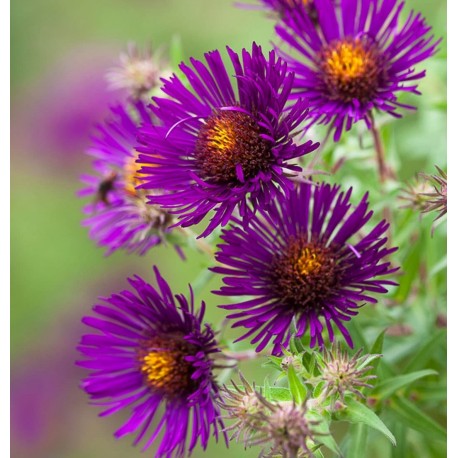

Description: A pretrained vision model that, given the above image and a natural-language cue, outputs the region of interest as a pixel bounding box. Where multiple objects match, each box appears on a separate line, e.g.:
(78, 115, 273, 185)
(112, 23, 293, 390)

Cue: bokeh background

(11, 1, 446, 457)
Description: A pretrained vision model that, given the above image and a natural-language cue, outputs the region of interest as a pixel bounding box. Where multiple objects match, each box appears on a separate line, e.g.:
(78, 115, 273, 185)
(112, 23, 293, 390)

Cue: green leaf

(389, 396, 446, 441)
(372, 369, 437, 400)
(368, 330, 386, 372)
(404, 329, 446, 373)
(430, 256, 447, 277)
(288, 365, 307, 404)
(337, 398, 396, 446)
(358, 354, 382, 371)
(391, 422, 407, 458)
(346, 424, 368, 458)
(414, 382, 447, 402)
(313, 381, 325, 398)
(308, 412, 343, 457)
(169, 34, 184, 70)
(263, 355, 283, 372)
(394, 235, 424, 302)
(268, 387, 293, 402)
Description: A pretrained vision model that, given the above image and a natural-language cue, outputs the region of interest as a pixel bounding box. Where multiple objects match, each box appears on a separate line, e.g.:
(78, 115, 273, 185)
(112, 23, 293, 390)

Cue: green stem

(369, 114, 388, 184)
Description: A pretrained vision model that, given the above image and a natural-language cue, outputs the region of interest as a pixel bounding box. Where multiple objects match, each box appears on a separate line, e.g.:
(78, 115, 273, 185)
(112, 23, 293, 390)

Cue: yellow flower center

(325, 41, 368, 80)
(296, 246, 324, 276)
(195, 109, 272, 184)
(137, 336, 197, 397)
(319, 38, 383, 103)
(205, 116, 237, 156)
(140, 350, 179, 389)
(271, 238, 340, 310)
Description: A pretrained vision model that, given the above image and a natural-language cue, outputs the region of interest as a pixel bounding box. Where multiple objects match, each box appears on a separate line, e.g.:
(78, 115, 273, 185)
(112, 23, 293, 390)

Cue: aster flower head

(106, 42, 171, 100)
(137, 42, 319, 238)
(79, 101, 178, 256)
(275, 0, 440, 140)
(77, 267, 226, 458)
(213, 182, 397, 355)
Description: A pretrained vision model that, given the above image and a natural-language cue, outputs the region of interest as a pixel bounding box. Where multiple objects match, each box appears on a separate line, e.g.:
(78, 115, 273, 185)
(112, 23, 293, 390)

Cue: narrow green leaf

(288, 365, 307, 404)
(404, 329, 446, 373)
(373, 369, 437, 400)
(414, 382, 447, 402)
(338, 398, 396, 446)
(389, 396, 446, 441)
(347, 424, 368, 458)
(391, 421, 407, 458)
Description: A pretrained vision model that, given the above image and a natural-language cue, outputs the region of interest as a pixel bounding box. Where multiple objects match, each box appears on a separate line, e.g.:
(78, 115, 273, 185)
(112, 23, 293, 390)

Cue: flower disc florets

(318, 36, 386, 104)
(195, 109, 273, 184)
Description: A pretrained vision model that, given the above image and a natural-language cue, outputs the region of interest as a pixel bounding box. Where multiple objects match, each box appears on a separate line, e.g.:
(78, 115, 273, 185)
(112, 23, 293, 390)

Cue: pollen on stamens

(195, 110, 273, 185)
(138, 336, 197, 397)
(318, 37, 385, 103)
(270, 237, 341, 310)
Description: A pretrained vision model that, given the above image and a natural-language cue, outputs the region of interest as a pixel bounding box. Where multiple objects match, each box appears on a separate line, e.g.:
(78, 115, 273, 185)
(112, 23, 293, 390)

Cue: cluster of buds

(219, 373, 322, 457)
(400, 166, 447, 225)
(249, 399, 321, 458)
(106, 42, 171, 99)
(316, 343, 379, 405)
(218, 372, 265, 443)
(418, 166, 447, 221)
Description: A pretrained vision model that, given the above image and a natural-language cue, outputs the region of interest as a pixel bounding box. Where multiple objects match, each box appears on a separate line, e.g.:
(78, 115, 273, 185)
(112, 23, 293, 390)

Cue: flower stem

(368, 113, 394, 245)
(369, 114, 389, 184)
(177, 226, 215, 257)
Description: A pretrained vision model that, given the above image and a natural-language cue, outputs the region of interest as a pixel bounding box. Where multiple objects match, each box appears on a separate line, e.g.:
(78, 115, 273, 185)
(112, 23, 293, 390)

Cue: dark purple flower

(275, 0, 440, 140)
(212, 182, 397, 355)
(77, 267, 226, 458)
(137, 43, 318, 238)
(79, 101, 179, 256)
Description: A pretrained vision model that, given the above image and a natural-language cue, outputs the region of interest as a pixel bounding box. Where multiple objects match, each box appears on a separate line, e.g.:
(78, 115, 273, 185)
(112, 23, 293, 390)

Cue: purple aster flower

(137, 43, 319, 238)
(212, 182, 397, 355)
(79, 101, 180, 256)
(240, 0, 327, 23)
(77, 267, 226, 457)
(275, 0, 440, 140)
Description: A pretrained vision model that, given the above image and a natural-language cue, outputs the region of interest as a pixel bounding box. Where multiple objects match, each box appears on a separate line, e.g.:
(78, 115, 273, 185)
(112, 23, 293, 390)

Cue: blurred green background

(11, 1, 446, 457)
